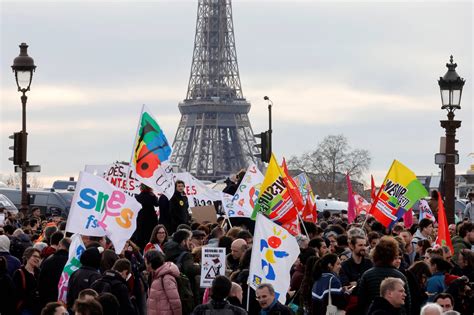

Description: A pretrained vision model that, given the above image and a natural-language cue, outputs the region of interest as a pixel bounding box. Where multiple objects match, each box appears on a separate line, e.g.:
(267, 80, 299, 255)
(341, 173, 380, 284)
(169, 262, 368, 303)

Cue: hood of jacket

(164, 240, 184, 262)
(154, 261, 180, 279)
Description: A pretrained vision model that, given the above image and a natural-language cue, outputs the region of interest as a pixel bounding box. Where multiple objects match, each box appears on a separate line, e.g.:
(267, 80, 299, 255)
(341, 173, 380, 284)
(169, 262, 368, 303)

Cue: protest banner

(200, 247, 226, 288)
(191, 205, 218, 223)
(85, 163, 142, 196)
(248, 213, 299, 304)
(58, 234, 85, 303)
(354, 194, 371, 215)
(419, 199, 436, 222)
(174, 172, 221, 208)
(66, 171, 141, 253)
(370, 160, 428, 227)
(252, 154, 300, 235)
(222, 163, 263, 218)
(130, 105, 174, 198)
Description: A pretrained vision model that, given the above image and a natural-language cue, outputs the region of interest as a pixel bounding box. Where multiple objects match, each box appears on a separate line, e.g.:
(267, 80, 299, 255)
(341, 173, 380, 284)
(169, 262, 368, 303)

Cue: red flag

(281, 158, 305, 211)
(301, 193, 318, 223)
(371, 175, 376, 202)
(436, 194, 454, 254)
(403, 209, 413, 228)
(346, 173, 356, 223)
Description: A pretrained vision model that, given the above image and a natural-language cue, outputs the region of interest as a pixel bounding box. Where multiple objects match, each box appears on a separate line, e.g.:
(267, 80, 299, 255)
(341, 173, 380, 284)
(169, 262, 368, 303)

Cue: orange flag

(371, 175, 376, 202)
(281, 158, 305, 211)
(301, 193, 318, 223)
(436, 193, 454, 254)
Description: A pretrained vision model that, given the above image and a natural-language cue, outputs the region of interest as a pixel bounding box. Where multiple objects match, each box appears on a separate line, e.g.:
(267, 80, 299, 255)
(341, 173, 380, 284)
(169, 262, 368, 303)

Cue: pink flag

(403, 208, 413, 228)
(346, 173, 356, 223)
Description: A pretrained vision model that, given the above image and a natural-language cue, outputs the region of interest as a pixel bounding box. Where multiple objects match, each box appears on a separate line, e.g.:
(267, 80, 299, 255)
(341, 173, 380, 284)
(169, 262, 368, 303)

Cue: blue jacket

(426, 272, 445, 301)
(312, 273, 346, 315)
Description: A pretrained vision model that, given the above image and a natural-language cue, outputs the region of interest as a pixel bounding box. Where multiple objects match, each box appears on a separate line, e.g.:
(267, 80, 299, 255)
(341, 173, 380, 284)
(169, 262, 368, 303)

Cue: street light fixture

(11, 43, 36, 215)
(437, 55, 464, 224)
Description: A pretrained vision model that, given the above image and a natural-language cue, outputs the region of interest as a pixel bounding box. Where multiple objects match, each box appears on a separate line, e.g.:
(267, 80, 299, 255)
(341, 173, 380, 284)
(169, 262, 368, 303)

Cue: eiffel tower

(170, 0, 261, 181)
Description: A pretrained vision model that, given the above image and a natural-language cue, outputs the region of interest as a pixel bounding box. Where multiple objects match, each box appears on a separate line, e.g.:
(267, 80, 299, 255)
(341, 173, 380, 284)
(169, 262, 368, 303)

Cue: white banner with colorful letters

(66, 171, 141, 253)
(57, 234, 86, 303)
(248, 213, 299, 304)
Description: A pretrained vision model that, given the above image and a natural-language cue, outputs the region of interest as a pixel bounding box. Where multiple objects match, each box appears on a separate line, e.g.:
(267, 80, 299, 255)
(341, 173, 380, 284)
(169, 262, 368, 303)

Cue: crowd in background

(0, 181, 473, 315)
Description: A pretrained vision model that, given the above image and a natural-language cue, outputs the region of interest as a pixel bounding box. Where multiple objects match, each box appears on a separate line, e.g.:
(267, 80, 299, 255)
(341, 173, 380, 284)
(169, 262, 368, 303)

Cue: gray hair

(420, 303, 443, 315)
(380, 277, 405, 297)
(256, 283, 275, 295)
(443, 311, 460, 315)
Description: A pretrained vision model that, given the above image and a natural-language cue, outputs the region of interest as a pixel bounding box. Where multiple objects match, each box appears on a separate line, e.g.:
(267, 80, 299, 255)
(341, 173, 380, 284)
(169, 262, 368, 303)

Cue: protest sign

(66, 171, 141, 253)
(192, 205, 217, 223)
(249, 213, 299, 304)
(200, 247, 226, 288)
(174, 172, 221, 208)
(130, 105, 174, 198)
(58, 234, 85, 303)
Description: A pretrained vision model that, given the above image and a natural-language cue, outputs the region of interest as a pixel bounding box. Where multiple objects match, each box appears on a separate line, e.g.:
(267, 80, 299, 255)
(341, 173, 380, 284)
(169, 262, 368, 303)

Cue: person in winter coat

(0, 234, 21, 276)
(38, 237, 70, 309)
(256, 283, 293, 315)
(147, 251, 181, 315)
(13, 247, 42, 315)
(9, 228, 33, 261)
(367, 277, 406, 315)
(169, 180, 190, 233)
(462, 192, 474, 221)
(132, 185, 159, 251)
(405, 261, 431, 314)
(311, 253, 347, 315)
(67, 246, 102, 309)
(0, 256, 16, 315)
(192, 275, 247, 315)
(452, 221, 474, 264)
(357, 236, 411, 315)
(158, 194, 172, 233)
(412, 218, 434, 246)
(91, 258, 137, 315)
(426, 257, 451, 302)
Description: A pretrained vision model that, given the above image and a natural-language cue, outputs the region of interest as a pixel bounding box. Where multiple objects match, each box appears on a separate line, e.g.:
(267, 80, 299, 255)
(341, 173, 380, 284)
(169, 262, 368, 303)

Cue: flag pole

(246, 286, 250, 312)
(127, 104, 146, 192)
(298, 213, 310, 238)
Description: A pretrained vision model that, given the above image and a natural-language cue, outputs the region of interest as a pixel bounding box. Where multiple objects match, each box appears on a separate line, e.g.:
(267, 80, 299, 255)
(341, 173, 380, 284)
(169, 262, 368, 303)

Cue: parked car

(0, 188, 73, 218)
(52, 178, 77, 191)
(0, 193, 19, 214)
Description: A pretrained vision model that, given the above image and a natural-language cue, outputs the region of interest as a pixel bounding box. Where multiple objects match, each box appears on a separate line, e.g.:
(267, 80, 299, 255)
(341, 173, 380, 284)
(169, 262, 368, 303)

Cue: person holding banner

(133, 184, 159, 251)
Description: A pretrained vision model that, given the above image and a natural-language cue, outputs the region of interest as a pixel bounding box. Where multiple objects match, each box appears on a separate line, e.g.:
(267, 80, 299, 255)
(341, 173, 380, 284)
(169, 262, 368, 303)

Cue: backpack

(91, 276, 121, 294)
(204, 302, 234, 315)
(173, 252, 195, 314)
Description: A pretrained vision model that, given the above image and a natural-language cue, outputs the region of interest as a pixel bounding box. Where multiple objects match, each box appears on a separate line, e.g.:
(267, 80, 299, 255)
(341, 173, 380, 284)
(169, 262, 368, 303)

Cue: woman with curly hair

(357, 236, 411, 314)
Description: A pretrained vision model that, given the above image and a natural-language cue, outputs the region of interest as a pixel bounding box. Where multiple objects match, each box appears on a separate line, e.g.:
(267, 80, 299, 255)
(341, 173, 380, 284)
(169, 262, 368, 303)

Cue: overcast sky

(1, 0, 472, 188)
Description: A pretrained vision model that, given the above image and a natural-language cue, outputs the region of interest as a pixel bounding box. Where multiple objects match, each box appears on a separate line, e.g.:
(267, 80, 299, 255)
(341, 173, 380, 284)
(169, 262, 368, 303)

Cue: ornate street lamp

(437, 55, 464, 224)
(12, 43, 36, 215)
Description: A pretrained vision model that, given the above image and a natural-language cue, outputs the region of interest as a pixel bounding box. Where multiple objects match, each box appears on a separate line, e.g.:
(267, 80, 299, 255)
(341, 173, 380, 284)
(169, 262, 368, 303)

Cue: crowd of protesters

(0, 182, 473, 315)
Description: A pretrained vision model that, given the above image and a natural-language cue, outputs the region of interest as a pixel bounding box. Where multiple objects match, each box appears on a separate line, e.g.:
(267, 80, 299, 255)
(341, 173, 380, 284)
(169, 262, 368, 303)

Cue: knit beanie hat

(0, 235, 10, 252)
(80, 247, 102, 269)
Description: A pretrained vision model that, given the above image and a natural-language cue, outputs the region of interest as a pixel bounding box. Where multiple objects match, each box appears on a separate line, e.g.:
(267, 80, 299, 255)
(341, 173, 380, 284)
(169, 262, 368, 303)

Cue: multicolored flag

(346, 173, 356, 223)
(419, 199, 436, 222)
(436, 193, 454, 254)
(130, 105, 174, 198)
(252, 154, 300, 235)
(58, 234, 85, 303)
(370, 160, 428, 227)
(248, 213, 299, 304)
(294, 172, 318, 222)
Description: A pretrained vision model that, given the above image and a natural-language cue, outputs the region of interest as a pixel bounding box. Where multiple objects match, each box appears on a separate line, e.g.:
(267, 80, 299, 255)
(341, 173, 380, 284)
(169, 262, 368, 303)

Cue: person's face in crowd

(32, 209, 40, 218)
(352, 238, 367, 257)
(448, 224, 456, 237)
(184, 236, 193, 251)
(191, 236, 204, 248)
(318, 243, 329, 257)
(176, 183, 185, 193)
(256, 287, 275, 309)
(392, 255, 402, 269)
(28, 251, 41, 269)
(370, 238, 380, 249)
(435, 297, 453, 312)
(423, 224, 434, 236)
(53, 305, 68, 315)
(399, 232, 412, 247)
(244, 237, 253, 246)
(231, 285, 243, 303)
(328, 236, 337, 253)
(442, 248, 452, 262)
(157, 228, 167, 243)
(386, 283, 406, 308)
(329, 257, 342, 275)
(231, 243, 245, 260)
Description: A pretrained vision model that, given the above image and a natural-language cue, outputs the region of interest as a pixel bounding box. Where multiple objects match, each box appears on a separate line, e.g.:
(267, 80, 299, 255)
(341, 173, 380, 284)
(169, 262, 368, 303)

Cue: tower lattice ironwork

(171, 0, 261, 181)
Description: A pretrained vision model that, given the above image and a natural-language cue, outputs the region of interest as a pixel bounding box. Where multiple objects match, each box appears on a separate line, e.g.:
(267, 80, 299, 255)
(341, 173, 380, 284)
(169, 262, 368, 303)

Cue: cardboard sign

(200, 247, 226, 288)
(191, 205, 217, 223)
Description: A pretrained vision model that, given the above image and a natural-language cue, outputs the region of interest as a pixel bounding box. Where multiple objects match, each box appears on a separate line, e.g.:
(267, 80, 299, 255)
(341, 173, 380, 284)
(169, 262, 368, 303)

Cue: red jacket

(147, 262, 181, 315)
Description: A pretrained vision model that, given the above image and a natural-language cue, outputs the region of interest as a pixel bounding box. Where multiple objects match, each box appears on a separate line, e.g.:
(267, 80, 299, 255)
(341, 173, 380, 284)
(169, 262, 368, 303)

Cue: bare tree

(288, 134, 370, 198)
(5, 174, 43, 188)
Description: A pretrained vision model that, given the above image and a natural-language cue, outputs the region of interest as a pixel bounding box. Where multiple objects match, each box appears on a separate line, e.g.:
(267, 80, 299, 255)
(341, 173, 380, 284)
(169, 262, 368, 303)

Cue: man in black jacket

(256, 283, 293, 315)
(169, 180, 190, 233)
(367, 277, 406, 315)
(340, 235, 373, 287)
(67, 246, 102, 309)
(91, 258, 137, 315)
(38, 237, 70, 309)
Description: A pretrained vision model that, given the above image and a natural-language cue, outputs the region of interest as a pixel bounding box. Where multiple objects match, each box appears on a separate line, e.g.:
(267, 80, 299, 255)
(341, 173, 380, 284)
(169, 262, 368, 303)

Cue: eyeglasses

(31, 255, 41, 259)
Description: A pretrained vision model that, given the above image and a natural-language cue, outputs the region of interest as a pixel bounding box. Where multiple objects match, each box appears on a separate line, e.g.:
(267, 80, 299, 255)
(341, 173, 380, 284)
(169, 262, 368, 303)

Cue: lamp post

(437, 55, 464, 224)
(11, 43, 36, 215)
(263, 96, 273, 156)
